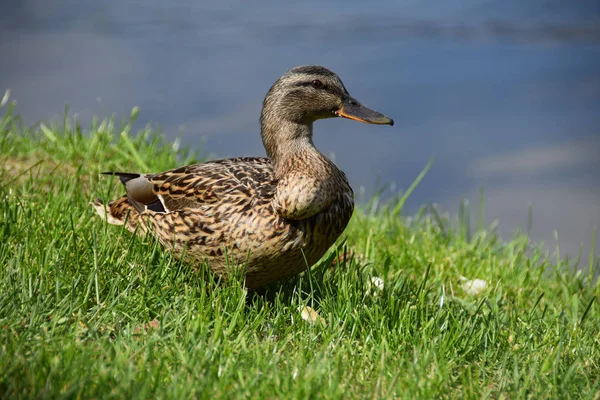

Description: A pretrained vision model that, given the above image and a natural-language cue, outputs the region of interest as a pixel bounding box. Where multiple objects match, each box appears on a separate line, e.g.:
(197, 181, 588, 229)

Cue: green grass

(1, 99, 599, 399)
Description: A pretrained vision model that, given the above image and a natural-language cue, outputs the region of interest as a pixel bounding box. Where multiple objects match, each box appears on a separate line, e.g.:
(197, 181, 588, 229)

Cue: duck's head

(260, 65, 393, 162)
(261, 65, 394, 127)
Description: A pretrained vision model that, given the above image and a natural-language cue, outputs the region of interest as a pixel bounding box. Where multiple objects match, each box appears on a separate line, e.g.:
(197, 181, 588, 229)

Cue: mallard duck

(92, 65, 393, 288)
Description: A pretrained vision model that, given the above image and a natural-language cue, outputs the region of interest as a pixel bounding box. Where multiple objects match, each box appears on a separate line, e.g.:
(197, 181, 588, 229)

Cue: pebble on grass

(298, 306, 326, 327)
(461, 278, 488, 295)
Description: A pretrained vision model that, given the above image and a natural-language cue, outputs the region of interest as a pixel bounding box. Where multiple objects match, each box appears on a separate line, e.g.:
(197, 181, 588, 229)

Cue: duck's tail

(90, 196, 145, 234)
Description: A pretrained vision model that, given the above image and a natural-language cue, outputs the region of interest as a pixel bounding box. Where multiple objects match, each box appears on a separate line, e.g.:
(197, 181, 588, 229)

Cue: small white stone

(462, 278, 488, 295)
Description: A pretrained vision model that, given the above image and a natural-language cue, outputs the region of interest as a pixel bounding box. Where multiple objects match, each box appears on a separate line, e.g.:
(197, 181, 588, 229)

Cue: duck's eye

(310, 80, 323, 89)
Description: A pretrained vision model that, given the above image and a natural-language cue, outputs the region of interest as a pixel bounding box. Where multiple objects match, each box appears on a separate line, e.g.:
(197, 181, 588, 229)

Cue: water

(1, 0, 599, 267)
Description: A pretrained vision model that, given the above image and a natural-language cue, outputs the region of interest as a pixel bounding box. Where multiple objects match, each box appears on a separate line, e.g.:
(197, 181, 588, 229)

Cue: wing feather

(125, 157, 276, 213)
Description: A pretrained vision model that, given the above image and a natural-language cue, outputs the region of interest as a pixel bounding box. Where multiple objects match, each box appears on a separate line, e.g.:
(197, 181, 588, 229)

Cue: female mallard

(93, 65, 393, 288)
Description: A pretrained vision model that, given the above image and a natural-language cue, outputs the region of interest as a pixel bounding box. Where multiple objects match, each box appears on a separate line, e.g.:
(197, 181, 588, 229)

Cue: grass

(1, 98, 599, 399)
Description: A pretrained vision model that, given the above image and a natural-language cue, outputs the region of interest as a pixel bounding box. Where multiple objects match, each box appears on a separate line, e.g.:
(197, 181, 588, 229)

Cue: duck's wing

(105, 157, 276, 214)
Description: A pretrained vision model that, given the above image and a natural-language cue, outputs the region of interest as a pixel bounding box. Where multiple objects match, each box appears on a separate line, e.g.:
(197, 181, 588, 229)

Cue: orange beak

(335, 97, 394, 126)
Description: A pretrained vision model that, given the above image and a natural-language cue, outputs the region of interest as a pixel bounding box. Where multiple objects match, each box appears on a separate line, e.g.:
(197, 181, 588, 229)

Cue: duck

(92, 65, 393, 289)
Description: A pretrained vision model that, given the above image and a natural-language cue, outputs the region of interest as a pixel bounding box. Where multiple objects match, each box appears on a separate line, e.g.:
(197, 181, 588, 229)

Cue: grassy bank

(1, 101, 599, 399)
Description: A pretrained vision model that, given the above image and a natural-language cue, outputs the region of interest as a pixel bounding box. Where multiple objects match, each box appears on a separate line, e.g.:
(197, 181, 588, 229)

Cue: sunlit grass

(1, 99, 599, 399)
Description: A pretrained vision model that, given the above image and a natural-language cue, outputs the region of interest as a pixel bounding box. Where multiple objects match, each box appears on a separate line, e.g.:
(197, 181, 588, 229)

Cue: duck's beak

(335, 97, 394, 126)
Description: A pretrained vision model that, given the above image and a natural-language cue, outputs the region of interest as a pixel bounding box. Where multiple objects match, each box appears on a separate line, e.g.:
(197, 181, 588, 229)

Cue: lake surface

(1, 0, 599, 267)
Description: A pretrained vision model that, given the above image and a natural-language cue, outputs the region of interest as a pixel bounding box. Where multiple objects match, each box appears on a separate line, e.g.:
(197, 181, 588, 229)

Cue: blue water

(1, 0, 599, 267)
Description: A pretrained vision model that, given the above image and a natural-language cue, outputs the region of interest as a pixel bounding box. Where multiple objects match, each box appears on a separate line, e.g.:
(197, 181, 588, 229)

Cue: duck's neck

(261, 118, 322, 177)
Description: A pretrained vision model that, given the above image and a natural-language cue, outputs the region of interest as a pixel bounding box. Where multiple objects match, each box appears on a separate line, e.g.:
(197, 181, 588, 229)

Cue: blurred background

(1, 0, 599, 267)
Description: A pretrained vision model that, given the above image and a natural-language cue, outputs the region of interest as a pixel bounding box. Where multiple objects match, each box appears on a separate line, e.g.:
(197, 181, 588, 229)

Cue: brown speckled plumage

(92, 65, 393, 289)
